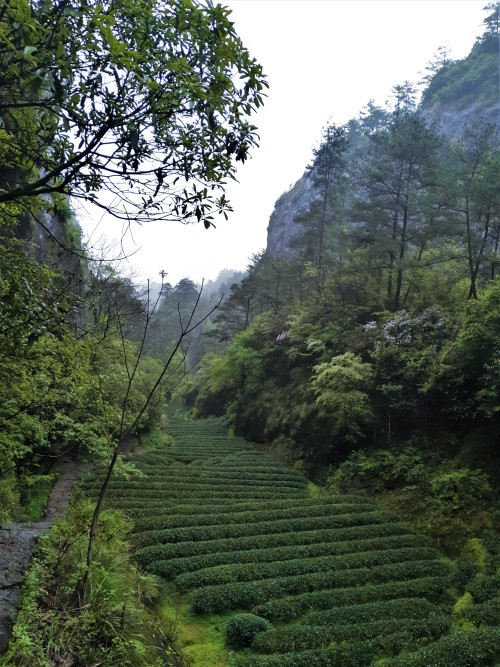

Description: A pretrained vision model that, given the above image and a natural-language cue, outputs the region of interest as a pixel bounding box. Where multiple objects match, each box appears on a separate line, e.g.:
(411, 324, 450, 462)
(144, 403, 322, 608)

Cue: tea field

(80, 413, 500, 666)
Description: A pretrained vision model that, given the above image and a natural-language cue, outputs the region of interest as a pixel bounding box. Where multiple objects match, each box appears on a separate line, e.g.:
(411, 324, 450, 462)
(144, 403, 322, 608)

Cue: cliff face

(266, 31, 499, 259)
(10, 198, 87, 328)
(420, 32, 499, 136)
(266, 175, 315, 259)
(29, 211, 83, 282)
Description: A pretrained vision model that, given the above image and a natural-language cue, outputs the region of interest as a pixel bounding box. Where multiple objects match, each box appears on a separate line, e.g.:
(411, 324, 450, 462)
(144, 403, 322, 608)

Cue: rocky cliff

(6, 197, 88, 331)
(420, 31, 499, 136)
(266, 175, 315, 258)
(266, 29, 499, 259)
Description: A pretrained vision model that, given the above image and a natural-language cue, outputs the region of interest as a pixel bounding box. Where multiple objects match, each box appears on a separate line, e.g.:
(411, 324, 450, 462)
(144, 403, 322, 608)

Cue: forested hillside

(178, 6, 500, 561)
(267, 8, 500, 260)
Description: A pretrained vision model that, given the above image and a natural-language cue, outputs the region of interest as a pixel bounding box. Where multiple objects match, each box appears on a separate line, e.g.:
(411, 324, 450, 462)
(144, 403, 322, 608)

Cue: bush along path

(0, 458, 92, 652)
(80, 410, 500, 667)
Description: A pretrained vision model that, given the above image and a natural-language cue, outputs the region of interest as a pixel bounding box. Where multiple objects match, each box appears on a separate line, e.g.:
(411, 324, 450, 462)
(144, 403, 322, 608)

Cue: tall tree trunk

(244, 293, 254, 330)
(470, 209, 491, 292)
(387, 207, 399, 302)
(394, 205, 409, 311)
(465, 198, 477, 300)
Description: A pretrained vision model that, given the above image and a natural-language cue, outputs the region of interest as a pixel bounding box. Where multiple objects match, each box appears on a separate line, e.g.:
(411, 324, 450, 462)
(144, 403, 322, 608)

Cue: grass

(307, 481, 320, 498)
(14, 473, 57, 522)
(159, 591, 232, 667)
(139, 427, 171, 452)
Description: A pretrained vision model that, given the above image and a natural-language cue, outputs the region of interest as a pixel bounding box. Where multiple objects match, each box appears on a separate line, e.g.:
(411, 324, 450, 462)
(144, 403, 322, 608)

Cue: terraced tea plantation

(81, 413, 500, 666)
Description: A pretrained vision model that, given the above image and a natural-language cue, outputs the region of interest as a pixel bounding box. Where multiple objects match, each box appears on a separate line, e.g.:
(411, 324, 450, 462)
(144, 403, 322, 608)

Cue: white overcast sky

(78, 0, 488, 286)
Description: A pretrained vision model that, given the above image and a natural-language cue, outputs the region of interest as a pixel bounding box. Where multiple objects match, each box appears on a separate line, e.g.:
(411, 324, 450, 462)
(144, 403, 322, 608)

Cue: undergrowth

(0, 501, 185, 667)
(159, 592, 232, 667)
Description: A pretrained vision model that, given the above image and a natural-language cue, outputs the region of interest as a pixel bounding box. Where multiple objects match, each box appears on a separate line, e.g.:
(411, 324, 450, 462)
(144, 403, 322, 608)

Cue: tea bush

(225, 613, 272, 648)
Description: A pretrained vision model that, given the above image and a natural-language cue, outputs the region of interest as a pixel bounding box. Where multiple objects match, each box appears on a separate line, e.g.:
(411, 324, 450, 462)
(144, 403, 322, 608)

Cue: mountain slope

(266, 24, 499, 259)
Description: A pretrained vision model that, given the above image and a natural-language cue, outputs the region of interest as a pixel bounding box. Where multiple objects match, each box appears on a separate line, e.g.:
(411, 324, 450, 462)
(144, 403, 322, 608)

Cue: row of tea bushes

(134, 522, 410, 564)
(130, 500, 375, 531)
(378, 627, 500, 667)
(85, 411, 466, 664)
(237, 627, 500, 666)
(133, 510, 392, 546)
(304, 596, 437, 626)
(111, 493, 369, 513)
(251, 613, 451, 653)
(140, 533, 431, 579)
(190, 559, 450, 614)
(173, 546, 440, 592)
(251, 573, 453, 622)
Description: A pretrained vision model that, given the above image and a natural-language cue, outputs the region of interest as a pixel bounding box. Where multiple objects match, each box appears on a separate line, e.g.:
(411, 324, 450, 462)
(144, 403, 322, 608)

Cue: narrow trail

(0, 457, 93, 652)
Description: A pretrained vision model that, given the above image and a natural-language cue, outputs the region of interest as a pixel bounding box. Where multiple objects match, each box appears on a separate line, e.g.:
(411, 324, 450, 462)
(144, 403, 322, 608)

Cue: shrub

(460, 599, 500, 627)
(174, 546, 439, 592)
(330, 448, 425, 493)
(252, 574, 452, 622)
(190, 559, 449, 614)
(225, 613, 271, 648)
(467, 574, 500, 602)
(377, 626, 500, 666)
(429, 468, 492, 513)
(0, 474, 19, 522)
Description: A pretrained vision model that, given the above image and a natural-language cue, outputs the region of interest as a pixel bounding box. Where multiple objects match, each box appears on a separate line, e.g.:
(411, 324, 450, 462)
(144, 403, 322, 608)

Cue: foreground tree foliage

(0, 0, 267, 225)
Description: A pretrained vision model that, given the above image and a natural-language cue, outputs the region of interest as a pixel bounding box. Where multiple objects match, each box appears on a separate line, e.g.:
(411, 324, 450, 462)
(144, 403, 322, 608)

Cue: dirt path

(0, 458, 93, 652)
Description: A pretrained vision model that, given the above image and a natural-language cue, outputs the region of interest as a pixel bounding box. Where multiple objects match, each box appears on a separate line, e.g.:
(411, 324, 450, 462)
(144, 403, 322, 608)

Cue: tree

(311, 352, 374, 445)
(146, 276, 206, 362)
(482, 2, 499, 38)
(82, 279, 221, 597)
(293, 123, 349, 291)
(210, 252, 296, 343)
(444, 122, 500, 299)
(0, 0, 267, 226)
(420, 44, 454, 87)
(454, 278, 500, 416)
(354, 102, 442, 311)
